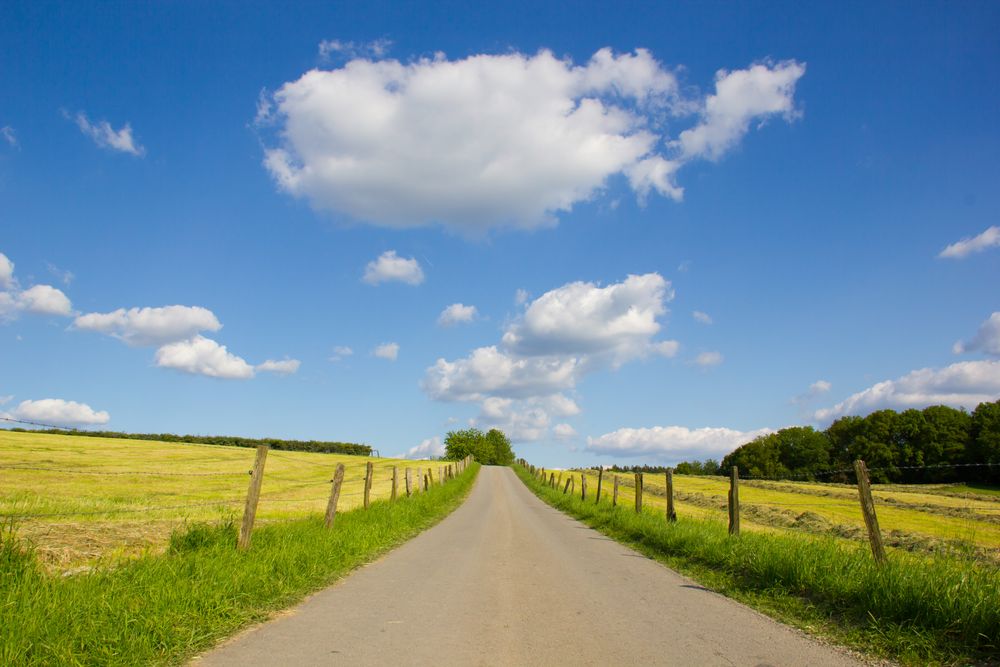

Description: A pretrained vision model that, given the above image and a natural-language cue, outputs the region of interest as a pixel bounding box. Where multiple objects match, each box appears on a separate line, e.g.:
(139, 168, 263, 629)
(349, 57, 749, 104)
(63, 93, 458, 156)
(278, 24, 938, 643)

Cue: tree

(443, 427, 514, 465)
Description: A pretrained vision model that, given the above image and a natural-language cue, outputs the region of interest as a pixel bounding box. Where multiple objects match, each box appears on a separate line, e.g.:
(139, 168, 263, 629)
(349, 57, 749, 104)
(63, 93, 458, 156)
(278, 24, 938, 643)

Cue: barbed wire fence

(517, 459, 1000, 565)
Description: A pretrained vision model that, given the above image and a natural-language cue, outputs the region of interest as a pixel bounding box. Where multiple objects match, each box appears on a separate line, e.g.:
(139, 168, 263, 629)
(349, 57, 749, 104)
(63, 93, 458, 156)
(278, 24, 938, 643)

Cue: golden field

(0, 430, 447, 569)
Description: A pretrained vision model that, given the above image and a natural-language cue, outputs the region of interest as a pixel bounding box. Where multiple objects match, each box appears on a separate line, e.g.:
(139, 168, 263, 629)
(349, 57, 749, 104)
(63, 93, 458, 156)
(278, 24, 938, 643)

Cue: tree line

(708, 400, 1000, 484)
(443, 428, 515, 465)
(9, 428, 373, 456)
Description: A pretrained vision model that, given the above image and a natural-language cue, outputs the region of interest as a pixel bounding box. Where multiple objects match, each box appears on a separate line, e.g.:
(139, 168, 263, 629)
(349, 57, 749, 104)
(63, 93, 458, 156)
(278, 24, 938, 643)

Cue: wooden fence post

(596, 468, 604, 504)
(549, 472, 556, 488)
(634, 472, 643, 514)
(581, 472, 587, 501)
(439, 466, 444, 486)
(570, 476, 575, 494)
(238, 445, 269, 550)
(563, 477, 572, 494)
(391, 466, 398, 501)
(324, 463, 346, 529)
(416, 467, 423, 494)
(405, 468, 413, 497)
(728, 466, 740, 536)
(665, 469, 677, 522)
(424, 472, 430, 492)
(364, 461, 374, 509)
(854, 459, 887, 564)
(613, 474, 619, 507)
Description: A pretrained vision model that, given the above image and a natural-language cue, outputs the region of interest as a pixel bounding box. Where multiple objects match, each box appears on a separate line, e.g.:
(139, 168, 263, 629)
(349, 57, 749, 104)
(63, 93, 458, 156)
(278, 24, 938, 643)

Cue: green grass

(516, 466, 1000, 666)
(0, 463, 479, 666)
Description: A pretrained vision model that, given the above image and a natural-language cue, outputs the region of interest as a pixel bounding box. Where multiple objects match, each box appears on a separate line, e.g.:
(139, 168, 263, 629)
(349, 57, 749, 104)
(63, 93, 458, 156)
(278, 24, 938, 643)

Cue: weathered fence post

(391, 466, 398, 501)
(613, 474, 619, 507)
(405, 468, 413, 497)
(596, 468, 604, 504)
(563, 477, 572, 494)
(416, 467, 423, 494)
(364, 461, 374, 509)
(424, 472, 430, 492)
(854, 459, 887, 564)
(728, 466, 740, 535)
(665, 469, 677, 522)
(439, 466, 444, 486)
(581, 472, 587, 501)
(238, 445, 269, 550)
(634, 472, 643, 514)
(550, 472, 556, 488)
(324, 463, 346, 529)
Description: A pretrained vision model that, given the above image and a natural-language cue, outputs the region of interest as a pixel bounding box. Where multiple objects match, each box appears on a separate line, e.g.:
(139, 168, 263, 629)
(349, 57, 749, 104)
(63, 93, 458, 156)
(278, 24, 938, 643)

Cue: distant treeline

(8, 428, 373, 456)
(599, 400, 1000, 485)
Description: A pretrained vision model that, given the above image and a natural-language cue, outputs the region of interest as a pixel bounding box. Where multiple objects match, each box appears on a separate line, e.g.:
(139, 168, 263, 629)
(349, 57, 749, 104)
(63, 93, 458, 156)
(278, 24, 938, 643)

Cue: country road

(194, 466, 863, 666)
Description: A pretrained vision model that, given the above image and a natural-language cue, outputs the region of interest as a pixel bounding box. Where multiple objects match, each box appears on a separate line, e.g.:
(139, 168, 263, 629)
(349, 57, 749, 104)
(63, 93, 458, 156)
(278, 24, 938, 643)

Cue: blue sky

(2, 1, 999, 466)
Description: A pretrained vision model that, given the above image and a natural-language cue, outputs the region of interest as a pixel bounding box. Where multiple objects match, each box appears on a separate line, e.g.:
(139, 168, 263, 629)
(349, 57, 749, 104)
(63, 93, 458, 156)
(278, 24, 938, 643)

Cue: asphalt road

(194, 465, 863, 666)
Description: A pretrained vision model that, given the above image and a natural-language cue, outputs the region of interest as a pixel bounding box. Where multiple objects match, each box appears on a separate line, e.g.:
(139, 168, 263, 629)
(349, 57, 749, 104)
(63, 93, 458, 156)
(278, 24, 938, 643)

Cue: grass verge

(0, 463, 479, 666)
(514, 465, 999, 666)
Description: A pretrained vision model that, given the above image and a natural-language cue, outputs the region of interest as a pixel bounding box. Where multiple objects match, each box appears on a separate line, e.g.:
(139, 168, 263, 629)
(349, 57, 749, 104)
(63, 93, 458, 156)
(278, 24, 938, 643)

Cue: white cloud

(515, 289, 530, 305)
(939, 226, 1000, 259)
(154, 336, 256, 379)
(438, 303, 477, 327)
(502, 273, 675, 363)
(73, 305, 222, 347)
(694, 351, 723, 367)
(424, 345, 581, 401)
(813, 360, 1000, 422)
(261, 49, 804, 233)
(587, 425, 773, 462)
(404, 436, 444, 460)
(0, 395, 14, 406)
(693, 310, 713, 324)
(553, 423, 577, 440)
(792, 379, 832, 406)
(0, 254, 74, 321)
(17, 285, 73, 316)
(12, 398, 110, 426)
(1, 126, 16, 149)
(373, 342, 399, 361)
(362, 250, 425, 286)
(676, 61, 805, 161)
(473, 397, 552, 442)
(329, 345, 353, 362)
(423, 273, 678, 412)
(71, 111, 144, 156)
(954, 313, 1000, 356)
(256, 358, 301, 375)
(318, 38, 392, 60)
(0, 253, 13, 289)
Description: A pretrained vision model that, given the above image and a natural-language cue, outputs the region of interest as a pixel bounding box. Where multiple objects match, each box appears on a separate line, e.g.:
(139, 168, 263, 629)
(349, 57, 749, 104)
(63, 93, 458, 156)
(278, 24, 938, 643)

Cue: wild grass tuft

(0, 464, 479, 666)
(516, 466, 1000, 666)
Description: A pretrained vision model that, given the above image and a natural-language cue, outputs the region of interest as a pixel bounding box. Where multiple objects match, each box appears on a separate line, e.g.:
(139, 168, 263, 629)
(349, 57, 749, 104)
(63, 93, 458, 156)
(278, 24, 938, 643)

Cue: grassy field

(0, 430, 455, 570)
(551, 468, 1000, 562)
(518, 466, 1000, 666)
(2, 461, 479, 666)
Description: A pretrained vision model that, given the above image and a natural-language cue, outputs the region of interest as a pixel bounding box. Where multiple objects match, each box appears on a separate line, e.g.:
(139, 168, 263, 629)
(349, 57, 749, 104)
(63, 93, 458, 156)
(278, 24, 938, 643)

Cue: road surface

(194, 466, 862, 666)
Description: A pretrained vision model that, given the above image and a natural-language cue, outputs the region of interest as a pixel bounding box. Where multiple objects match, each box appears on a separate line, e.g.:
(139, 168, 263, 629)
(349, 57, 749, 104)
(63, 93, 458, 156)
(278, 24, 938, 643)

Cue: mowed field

(560, 469, 1000, 562)
(0, 430, 444, 570)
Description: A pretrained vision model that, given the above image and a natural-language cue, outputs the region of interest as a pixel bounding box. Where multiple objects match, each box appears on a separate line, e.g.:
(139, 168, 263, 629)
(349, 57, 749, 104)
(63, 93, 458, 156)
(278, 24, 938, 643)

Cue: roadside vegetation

(515, 465, 1000, 665)
(0, 460, 479, 666)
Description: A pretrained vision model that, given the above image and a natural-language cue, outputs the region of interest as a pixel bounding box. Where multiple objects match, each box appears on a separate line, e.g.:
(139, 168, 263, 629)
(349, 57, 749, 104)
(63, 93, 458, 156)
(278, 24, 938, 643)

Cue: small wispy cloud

(318, 38, 392, 61)
(1, 126, 17, 149)
(67, 111, 145, 156)
(692, 310, 713, 325)
(938, 226, 1000, 259)
(373, 342, 399, 361)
